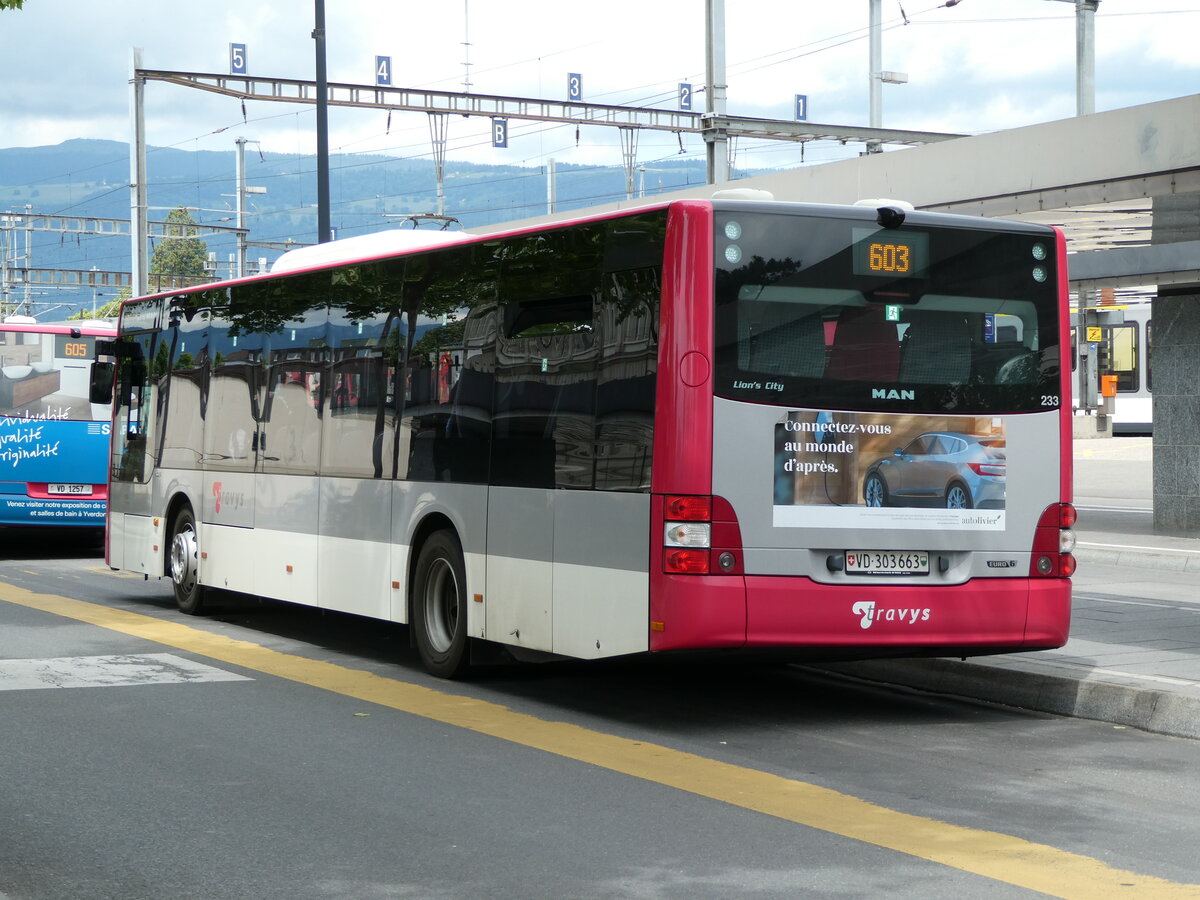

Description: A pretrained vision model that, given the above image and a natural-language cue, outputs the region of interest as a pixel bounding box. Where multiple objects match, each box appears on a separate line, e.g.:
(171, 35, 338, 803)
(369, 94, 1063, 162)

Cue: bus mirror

(89, 361, 116, 403)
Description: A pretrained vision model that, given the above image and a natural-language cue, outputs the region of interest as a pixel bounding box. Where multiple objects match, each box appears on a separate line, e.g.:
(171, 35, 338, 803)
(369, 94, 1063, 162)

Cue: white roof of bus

(271, 229, 472, 274)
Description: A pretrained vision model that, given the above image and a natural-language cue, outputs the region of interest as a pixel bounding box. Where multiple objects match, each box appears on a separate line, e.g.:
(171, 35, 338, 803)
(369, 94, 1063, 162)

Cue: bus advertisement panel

(0, 320, 114, 527)
(97, 199, 1073, 676)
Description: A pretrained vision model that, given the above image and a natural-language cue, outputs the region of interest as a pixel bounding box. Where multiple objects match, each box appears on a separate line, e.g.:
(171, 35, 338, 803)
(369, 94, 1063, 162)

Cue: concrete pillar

(1151, 290, 1200, 535)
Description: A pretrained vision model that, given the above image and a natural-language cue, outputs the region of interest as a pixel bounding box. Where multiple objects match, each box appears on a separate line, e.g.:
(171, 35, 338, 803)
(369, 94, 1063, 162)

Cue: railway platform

(817, 437, 1200, 739)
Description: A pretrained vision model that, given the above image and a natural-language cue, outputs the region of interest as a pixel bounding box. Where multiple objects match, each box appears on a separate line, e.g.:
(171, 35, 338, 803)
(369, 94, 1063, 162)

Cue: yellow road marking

(3, 580, 1196, 899)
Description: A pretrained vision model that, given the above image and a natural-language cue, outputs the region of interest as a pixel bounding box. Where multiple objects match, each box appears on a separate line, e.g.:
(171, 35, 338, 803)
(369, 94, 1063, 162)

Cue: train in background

(1072, 301, 1152, 435)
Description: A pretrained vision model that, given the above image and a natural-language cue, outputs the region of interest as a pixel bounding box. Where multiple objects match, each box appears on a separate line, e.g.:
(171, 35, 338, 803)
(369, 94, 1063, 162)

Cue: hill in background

(1, 138, 715, 317)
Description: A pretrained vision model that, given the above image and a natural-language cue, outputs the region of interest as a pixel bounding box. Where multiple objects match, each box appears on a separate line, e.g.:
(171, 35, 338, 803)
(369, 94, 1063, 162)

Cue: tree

(150, 206, 209, 281)
(0, 1, 26, 9)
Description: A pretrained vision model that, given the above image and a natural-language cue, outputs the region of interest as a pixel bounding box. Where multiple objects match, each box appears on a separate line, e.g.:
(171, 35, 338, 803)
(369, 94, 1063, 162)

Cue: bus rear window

(712, 211, 1061, 415)
(0, 329, 101, 420)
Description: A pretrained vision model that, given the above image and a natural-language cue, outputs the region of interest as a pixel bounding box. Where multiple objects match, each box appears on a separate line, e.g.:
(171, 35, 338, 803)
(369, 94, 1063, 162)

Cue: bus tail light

(1030, 502, 1076, 577)
(662, 495, 743, 575)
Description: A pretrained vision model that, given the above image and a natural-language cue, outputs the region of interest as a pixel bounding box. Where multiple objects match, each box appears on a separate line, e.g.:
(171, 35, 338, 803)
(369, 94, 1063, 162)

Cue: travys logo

(852, 600, 931, 630)
(211, 481, 246, 514)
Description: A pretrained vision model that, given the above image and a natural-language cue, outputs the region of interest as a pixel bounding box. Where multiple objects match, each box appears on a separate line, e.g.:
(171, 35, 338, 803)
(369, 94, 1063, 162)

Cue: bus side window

(595, 267, 659, 491)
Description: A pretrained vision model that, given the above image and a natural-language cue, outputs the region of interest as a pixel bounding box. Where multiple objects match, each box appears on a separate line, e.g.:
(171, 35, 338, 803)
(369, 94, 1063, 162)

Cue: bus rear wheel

(412, 530, 469, 678)
(169, 505, 208, 615)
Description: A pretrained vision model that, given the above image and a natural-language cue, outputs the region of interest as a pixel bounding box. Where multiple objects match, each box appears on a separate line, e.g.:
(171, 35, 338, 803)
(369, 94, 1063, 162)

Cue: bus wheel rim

(423, 558, 459, 653)
(171, 526, 197, 592)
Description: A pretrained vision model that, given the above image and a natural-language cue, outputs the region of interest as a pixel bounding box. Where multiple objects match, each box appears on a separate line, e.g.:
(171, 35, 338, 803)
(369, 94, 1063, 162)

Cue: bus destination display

(852, 227, 928, 278)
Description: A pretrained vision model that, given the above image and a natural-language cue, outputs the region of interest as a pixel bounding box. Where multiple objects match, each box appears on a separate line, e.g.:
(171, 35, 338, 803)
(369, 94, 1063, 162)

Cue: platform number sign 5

(375, 56, 392, 87)
(230, 43, 247, 76)
(567, 73, 583, 102)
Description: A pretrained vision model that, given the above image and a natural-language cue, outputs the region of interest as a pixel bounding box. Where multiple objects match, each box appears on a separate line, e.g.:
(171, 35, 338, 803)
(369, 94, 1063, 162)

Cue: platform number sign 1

(679, 83, 692, 111)
(230, 43, 247, 76)
(492, 118, 508, 148)
(794, 94, 808, 121)
(567, 73, 583, 102)
(375, 56, 392, 87)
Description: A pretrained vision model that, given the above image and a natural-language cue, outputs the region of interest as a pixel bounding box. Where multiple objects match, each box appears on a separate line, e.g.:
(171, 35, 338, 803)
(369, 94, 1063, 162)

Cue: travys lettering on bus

(772, 409, 1007, 531)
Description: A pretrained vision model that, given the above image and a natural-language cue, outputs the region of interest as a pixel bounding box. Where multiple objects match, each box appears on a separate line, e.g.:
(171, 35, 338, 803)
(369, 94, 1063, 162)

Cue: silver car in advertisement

(863, 431, 1006, 510)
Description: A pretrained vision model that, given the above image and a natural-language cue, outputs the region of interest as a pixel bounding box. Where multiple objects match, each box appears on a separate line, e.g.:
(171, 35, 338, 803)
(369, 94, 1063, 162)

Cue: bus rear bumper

(650, 574, 1071, 653)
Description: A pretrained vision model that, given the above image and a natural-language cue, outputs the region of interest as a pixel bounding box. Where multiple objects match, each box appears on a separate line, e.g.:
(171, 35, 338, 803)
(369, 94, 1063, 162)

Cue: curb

(808, 657, 1200, 740)
(1074, 542, 1200, 573)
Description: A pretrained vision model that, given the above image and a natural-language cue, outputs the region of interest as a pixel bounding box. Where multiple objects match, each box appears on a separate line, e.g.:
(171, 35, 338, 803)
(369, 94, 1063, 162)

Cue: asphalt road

(2, 539, 1199, 899)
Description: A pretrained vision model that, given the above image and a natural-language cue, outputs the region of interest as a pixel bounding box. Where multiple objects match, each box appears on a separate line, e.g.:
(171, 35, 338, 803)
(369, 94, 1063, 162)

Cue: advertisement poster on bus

(773, 409, 1006, 530)
(0, 417, 109, 525)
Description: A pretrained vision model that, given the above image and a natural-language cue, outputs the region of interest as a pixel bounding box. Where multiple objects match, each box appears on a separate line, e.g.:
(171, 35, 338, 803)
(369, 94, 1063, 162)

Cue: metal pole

(866, 0, 883, 153)
(129, 47, 148, 298)
(313, 0, 332, 243)
(704, 0, 729, 184)
(547, 158, 556, 214)
(429, 114, 448, 217)
(1075, 0, 1099, 115)
(235, 137, 247, 278)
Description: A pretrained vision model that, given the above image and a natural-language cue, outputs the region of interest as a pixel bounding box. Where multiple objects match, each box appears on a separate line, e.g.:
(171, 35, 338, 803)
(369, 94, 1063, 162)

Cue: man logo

(871, 388, 915, 400)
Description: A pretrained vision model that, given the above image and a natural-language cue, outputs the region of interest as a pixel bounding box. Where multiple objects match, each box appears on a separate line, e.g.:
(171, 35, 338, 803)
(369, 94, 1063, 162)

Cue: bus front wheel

(170, 506, 208, 615)
(412, 530, 469, 678)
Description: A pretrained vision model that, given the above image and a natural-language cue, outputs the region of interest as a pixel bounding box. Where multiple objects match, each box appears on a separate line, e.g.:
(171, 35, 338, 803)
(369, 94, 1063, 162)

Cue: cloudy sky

(2, 0, 1198, 174)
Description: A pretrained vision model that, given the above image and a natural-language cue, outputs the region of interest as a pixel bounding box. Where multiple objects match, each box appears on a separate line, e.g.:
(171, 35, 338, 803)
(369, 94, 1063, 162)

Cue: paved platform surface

(816, 437, 1200, 739)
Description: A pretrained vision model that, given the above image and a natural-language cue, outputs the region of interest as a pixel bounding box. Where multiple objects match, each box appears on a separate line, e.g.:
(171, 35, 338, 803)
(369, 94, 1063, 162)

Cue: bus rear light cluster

(1030, 502, 1077, 577)
(662, 495, 743, 575)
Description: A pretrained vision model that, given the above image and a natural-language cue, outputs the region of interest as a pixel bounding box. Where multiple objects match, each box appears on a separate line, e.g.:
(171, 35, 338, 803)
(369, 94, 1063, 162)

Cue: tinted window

(399, 243, 497, 483)
(713, 210, 1062, 415)
(491, 227, 603, 489)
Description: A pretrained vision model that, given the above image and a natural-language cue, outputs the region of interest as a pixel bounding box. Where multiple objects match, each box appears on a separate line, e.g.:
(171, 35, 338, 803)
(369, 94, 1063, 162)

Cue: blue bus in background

(0, 316, 116, 528)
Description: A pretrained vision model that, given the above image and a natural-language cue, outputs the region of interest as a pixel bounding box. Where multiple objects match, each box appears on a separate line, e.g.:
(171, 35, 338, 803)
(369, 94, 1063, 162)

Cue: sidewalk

(816, 437, 1200, 739)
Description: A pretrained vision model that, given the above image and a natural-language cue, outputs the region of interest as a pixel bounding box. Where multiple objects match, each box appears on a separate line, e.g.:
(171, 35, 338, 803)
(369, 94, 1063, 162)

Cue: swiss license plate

(845, 550, 929, 575)
(47, 483, 92, 495)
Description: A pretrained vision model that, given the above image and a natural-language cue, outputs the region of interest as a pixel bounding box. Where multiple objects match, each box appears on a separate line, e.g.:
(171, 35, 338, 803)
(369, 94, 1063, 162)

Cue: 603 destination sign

(852, 227, 929, 278)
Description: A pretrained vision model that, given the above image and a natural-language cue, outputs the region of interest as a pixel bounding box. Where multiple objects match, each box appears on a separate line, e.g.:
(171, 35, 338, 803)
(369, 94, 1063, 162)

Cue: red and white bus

(96, 198, 1075, 676)
(0, 316, 115, 528)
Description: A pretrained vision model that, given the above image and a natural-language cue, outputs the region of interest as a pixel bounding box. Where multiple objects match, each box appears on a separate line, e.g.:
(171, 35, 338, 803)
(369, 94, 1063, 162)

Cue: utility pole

(704, 0, 729, 184)
(866, 0, 908, 154)
(1074, 0, 1099, 115)
(129, 47, 149, 297)
(235, 137, 248, 278)
(313, 0, 332, 243)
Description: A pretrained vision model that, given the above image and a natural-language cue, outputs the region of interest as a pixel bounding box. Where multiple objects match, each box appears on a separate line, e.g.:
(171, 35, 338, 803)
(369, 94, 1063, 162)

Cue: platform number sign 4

(376, 56, 392, 87)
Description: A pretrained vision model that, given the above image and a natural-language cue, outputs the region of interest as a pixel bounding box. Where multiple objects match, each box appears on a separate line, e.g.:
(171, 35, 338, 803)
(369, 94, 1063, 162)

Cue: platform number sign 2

(230, 43, 247, 76)
(679, 83, 692, 111)
(375, 56, 392, 87)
